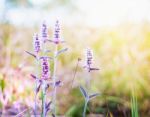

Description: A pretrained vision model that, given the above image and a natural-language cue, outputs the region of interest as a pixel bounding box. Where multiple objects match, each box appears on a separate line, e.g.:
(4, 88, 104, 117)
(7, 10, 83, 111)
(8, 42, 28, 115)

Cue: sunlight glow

(6, 0, 150, 27)
(76, 0, 150, 27)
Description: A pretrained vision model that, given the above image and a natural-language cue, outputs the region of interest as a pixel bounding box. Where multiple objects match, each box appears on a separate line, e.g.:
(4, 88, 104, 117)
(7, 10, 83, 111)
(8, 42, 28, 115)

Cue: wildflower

(49, 20, 64, 44)
(41, 22, 48, 43)
(40, 57, 50, 80)
(84, 48, 99, 72)
(86, 48, 93, 67)
(53, 20, 60, 44)
(33, 33, 41, 54)
(26, 34, 41, 59)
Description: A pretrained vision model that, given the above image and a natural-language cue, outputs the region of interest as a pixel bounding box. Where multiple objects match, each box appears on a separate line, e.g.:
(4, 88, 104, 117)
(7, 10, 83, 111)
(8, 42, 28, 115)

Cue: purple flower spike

(86, 48, 93, 67)
(53, 20, 60, 44)
(52, 20, 65, 44)
(84, 48, 99, 72)
(41, 57, 50, 80)
(41, 22, 48, 43)
(33, 33, 41, 54)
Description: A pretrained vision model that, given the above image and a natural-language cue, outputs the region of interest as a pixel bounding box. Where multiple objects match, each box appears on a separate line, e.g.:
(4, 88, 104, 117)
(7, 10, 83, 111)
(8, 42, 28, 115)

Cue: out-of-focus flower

(33, 33, 41, 54)
(40, 57, 50, 80)
(86, 48, 93, 67)
(26, 33, 41, 58)
(84, 48, 99, 72)
(53, 20, 60, 44)
(49, 20, 65, 44)
(41, 22, 48, 43)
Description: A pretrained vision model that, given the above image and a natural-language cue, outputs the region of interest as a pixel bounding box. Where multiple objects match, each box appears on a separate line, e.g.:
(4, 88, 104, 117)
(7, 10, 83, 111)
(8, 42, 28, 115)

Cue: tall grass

(131, 88, 138, 117)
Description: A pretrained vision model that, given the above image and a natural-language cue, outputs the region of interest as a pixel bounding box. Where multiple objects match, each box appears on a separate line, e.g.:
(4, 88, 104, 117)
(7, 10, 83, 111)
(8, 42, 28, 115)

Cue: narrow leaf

(30, 74, 37, 79)
(79, 86, 88, 98)
(40, 56, 53, 60)
(89, 93, 100, 99)
(45, 108, 50, 115)
(90, 67, 99, 71)
(45, 84, 49, 91)
(55, 80, 63, 87)
(56, 48, 68, 57)
(26, 51, 36, 58)
(36, 83, 41, 94)
(46, 101, 52, 109)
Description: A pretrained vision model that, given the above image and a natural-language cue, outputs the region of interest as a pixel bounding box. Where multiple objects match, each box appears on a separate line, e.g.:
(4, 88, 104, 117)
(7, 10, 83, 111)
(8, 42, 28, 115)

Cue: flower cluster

(53, 20, 60, 44)
(27, 20, 67, 117)
(40, 57, 50, 80)
(41, 22, 48, 43)
(33, 34, 41, 54)
(48, 20, 64, 45)
(86, 48, 93, 67)
(26, 20, 101, 117)
(84, 48, 99, 72)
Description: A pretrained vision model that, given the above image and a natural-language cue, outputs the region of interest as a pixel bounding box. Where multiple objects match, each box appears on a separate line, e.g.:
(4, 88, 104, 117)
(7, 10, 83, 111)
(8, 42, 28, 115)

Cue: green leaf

(79, 86, 88, 99)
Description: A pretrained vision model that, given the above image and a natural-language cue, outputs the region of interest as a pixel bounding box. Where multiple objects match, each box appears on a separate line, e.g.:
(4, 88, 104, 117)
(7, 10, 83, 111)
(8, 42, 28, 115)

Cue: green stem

(85, 71, 91, 91)
(34, 58, 39, 117)
(42, 81, 46, 117)
(131, 87, 138, 117)
(83, 100, 88, 117)
(41, 42, 47, 117)
(34, 81, 37, 116)
(52, 45, 58, 116)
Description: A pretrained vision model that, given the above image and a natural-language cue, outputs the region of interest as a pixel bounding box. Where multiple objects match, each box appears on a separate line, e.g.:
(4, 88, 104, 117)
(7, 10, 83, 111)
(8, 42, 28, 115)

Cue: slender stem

(83, 100, 88, 117)
(42, 80, 46, 117)
(85, 71, 91, 91)
(34, 58, 39, 117)
(52, 45, 58, 116)
(71, 59, 80, 88)
(34, 81, 37, 116)
(131, 87, 138, 117)
(41, 43, 47, 117)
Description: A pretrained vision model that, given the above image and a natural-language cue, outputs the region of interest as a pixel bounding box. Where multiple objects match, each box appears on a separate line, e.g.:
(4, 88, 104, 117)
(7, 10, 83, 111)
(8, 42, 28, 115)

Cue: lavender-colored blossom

(41, 22, 48, 43)
(85, 48, 93, 67)
(33, 34, 41, 54)
(41, 57, 50, 80)
(53, 20, 60, 44)
(26, 34, 41, 58)
(49, 20, 64, 44)
(84, 48, 99, 72)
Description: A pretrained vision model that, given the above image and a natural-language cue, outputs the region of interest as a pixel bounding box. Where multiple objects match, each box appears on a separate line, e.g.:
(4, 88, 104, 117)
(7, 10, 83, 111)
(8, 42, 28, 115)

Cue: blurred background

(0, 0, 150, 116)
